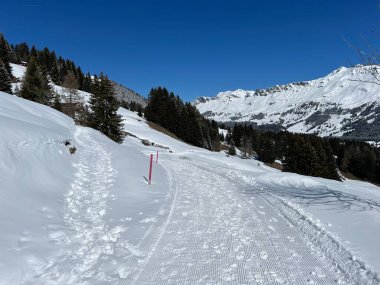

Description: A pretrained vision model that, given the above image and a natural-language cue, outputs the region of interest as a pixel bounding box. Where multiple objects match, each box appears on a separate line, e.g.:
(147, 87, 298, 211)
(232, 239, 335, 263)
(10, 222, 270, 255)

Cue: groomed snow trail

(130, 155, 379, 285)
(35, 128, 118, 284)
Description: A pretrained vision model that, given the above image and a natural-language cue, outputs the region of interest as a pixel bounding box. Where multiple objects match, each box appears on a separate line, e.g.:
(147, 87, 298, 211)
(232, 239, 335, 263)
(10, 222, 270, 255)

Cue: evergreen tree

(20, 57, 52, 104)
(137, 106, 143, 117)
(219, 132, 225, 142)
(82, 73, 92, 92)
(0, 34, 13, 76)
(259, 138, 276, 163)
(0, 60, 13, 94)
(228, 141, 237, 156)
(13, 42, 30, 62)
(321, 141, 340, 180)
(88, 73, 124, 143)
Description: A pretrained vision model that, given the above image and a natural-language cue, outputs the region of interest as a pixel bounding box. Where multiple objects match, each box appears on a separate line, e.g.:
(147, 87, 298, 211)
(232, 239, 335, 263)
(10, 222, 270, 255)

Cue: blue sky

(1, 0, 379, 100)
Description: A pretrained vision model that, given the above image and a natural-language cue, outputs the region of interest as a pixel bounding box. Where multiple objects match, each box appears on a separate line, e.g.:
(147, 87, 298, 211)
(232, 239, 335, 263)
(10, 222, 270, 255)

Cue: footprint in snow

(139, 217, 156, 224)
(260, 251, 268, 260)
(120, 217, 132, 222)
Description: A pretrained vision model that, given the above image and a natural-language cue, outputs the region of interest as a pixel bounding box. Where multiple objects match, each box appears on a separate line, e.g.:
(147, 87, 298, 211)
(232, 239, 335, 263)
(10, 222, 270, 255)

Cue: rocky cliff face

(112, 81, 147, 107)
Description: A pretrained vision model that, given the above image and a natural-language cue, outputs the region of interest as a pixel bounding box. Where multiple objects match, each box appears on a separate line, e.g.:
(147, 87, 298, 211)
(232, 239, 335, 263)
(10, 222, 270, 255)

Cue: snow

(195, 65, 380, 137)
(0, 92, 170, 284)
(10, 63, 26, 79)
(1, 91, 380, 284)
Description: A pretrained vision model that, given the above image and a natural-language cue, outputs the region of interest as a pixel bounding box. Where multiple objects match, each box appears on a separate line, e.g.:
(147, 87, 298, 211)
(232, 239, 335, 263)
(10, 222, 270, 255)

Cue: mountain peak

(195, 65, 380, 139)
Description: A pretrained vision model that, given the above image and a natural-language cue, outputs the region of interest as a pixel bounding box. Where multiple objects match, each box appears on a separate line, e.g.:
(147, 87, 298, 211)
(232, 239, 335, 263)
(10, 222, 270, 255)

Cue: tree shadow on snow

(243, 185, 380, 213)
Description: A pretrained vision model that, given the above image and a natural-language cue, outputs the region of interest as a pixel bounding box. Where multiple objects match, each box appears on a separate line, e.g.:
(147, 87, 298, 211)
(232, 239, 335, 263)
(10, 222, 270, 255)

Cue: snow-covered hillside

(10, 63, 146, 107)
(1, 90, 380, 284)
(10, 63, 92, 104)
(195, 65, 380, 139)
(0, 92, 169, 284)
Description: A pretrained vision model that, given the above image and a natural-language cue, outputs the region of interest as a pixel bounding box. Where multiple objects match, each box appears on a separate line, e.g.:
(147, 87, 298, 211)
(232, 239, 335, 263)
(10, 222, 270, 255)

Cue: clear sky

(1, 0, 379, 101)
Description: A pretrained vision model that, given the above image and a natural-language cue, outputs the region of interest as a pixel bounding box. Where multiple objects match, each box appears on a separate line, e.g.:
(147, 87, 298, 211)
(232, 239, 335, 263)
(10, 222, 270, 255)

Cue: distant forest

(224, 123, 380, 184)
(145, 87, 220, 151)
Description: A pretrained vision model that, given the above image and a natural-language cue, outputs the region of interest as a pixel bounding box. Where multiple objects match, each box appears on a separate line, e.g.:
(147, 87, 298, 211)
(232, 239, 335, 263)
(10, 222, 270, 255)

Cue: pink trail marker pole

(156, 150, 159, 164)
(148, 154, 153, 185)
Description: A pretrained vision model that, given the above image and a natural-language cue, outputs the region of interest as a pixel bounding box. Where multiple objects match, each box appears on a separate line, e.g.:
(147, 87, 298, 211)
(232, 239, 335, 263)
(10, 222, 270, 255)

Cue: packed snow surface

(1, 92, 380, 284)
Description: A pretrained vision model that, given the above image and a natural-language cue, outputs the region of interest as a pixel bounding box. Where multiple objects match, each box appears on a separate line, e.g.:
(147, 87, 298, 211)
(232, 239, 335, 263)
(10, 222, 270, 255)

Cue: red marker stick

(148, 154, 153, 185)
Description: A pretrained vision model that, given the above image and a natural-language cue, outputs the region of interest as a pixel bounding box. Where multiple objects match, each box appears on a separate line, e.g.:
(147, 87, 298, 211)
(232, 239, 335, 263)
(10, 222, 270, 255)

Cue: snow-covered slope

(0, 92, 170, 284)
(1, 90, 380, 284)
(195, 65, 380, 139)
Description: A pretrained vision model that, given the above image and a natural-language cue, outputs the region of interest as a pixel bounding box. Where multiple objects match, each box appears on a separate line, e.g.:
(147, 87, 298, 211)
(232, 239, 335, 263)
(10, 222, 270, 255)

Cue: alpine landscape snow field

(1, 1, 380, 284)
(1, 87, 380, 284)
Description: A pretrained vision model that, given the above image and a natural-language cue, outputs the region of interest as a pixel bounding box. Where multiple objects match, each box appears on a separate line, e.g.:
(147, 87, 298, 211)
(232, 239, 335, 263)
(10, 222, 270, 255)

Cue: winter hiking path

(20, 126, 379, 284)
(28, 127, 119, 284)
(129, 154, 379, 285)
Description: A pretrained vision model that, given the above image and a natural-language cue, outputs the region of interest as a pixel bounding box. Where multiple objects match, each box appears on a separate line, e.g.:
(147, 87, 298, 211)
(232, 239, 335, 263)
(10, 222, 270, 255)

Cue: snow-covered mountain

(195, 65, 380, 139)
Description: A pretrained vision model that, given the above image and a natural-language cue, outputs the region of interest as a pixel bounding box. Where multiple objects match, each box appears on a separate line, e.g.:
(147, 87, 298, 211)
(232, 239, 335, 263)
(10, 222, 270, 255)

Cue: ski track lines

(29, 128, 379, 285)
(131, 157, 379, 285)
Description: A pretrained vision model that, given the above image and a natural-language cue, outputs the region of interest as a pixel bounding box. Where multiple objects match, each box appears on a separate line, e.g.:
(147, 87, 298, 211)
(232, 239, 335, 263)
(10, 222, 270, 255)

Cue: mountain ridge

(195, 65, 380, 139)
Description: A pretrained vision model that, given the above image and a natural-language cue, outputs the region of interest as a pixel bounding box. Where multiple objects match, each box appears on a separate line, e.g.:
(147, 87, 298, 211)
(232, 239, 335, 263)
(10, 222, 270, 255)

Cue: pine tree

(13, 42, 30, 62)
(20, 56, 52, 104)
(259, 138, 276, 163)
(322, 141, 340, 180)
(0, 34, 13, 76)
(228, 141, 237, 155)
(88, 73, 124, 143)
(0, 60, 13, 94)
(137, 106, 143, 117)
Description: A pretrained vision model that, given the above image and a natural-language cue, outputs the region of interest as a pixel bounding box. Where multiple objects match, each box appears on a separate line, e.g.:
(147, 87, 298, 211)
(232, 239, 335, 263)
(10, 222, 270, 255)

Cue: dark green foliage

(229, 123, 379, 183)
(282, 136, 340, 180)
(228, 142, 237, 156)
(230, 124, 341, 180)
(259, 138, 276, 163)
(329, 138, 380, 184)
(20, 57, 52, 104)
(219, 132, 225, 142)
(13, 42, 30, 62)
(144, 87, 220, 150)
(0, 34, 13, 76)
(82, 73, 92, 93)
(121, 100, 145, 116)
(0, 60, 12, 94)
(88, 73, 124, 143)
